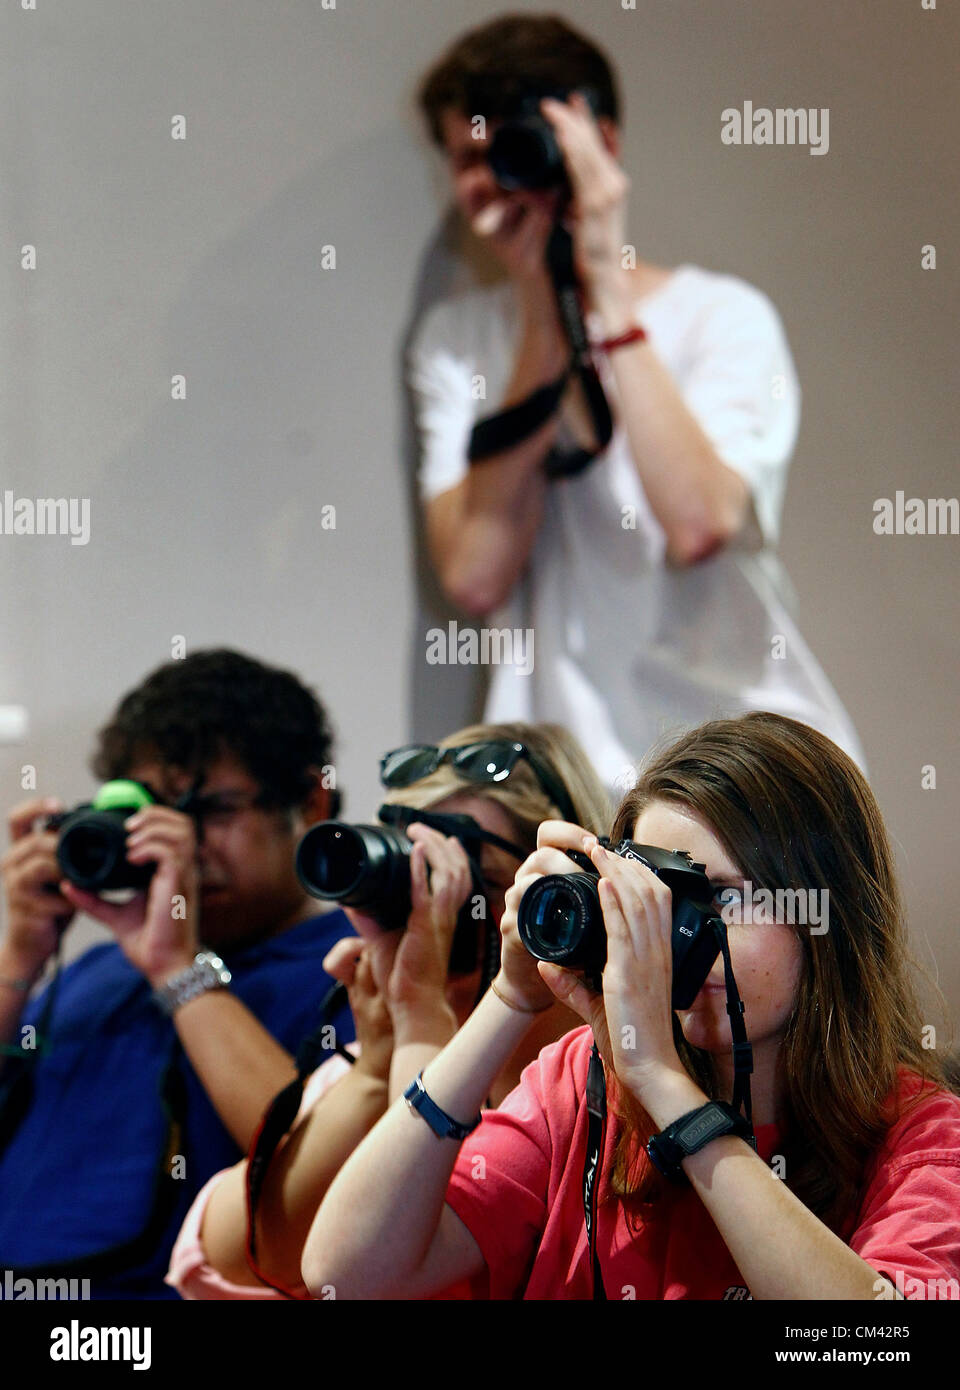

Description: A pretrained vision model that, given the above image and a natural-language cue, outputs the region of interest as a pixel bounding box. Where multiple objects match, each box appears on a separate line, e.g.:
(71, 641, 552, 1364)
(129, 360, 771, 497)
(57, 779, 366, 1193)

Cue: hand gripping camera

(295, 805, 525, 977)
(50, 780, 157, 893)
(516, 840, 724, 1007)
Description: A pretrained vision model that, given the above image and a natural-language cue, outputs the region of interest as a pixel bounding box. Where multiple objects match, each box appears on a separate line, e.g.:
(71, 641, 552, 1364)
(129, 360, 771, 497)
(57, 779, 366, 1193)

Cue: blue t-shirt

(0, 910, 355, 1298)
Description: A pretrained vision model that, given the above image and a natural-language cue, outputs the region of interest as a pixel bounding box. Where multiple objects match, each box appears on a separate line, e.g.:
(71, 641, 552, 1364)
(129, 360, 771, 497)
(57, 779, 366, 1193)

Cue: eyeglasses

(379, 741, 577, 824)
(170, 780, 278, 837)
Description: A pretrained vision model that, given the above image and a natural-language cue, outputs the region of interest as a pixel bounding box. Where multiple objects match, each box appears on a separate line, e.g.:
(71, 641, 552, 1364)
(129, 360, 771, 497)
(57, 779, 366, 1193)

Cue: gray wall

(1, 0, 957, 1021)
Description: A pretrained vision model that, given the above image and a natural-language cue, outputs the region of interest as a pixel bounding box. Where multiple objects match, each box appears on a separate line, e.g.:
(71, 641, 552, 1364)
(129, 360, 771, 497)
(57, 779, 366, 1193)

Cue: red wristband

(597, 325, 647, 353)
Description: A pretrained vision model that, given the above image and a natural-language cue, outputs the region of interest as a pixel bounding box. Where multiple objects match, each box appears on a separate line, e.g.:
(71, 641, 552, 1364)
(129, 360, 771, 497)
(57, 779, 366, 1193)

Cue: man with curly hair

(0, 649, 354, 1298)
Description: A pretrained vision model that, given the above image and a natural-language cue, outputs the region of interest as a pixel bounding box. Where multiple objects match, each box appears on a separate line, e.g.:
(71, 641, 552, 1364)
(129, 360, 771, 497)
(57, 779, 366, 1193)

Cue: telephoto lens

(295, 821, 415, 932)
(55, 780, 156, 893)
(517, 843, 724, 1008)
(296, 814, 494, 976)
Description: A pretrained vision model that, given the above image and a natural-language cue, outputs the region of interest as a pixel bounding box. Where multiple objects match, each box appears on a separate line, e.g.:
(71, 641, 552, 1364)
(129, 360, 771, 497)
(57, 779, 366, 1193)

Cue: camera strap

(244, 981, 354, 1298)
(583, 1040, 608, 1300)
(712, 917, 755, 1129)
(467, 222, 613, 480)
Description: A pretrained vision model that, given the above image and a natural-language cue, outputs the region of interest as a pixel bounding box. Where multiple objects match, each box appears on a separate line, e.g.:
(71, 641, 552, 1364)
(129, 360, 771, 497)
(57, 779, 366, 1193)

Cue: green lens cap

(92, 780, 155, 813)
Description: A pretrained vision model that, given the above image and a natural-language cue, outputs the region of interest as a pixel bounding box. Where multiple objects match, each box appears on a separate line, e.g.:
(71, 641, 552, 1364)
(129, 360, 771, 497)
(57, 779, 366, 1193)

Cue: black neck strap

(244, 981, 354, 1297)
(583, 1042, 608, 1301)
(712, 916, 754, 1127)
(468, 221, 613, 480)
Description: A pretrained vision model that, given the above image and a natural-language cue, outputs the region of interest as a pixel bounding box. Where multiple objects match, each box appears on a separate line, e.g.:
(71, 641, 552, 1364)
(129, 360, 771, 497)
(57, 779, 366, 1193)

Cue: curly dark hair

(418, 13, 620, 147)
(91, 648, 336, 810)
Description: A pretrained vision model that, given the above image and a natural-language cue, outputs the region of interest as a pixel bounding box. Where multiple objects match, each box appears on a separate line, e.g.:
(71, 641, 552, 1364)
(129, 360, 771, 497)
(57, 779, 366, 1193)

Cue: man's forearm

(171, 989, 298, 1150)
(425, 277, 566, 615)
(592, 272, 751, 563)
(426, 443, 550, 614)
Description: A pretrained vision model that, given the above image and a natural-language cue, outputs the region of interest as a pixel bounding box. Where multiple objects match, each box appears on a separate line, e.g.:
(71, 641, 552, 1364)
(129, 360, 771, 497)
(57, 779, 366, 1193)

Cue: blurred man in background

(410, 13, 863, 791)
(0, 648, 353, 1298)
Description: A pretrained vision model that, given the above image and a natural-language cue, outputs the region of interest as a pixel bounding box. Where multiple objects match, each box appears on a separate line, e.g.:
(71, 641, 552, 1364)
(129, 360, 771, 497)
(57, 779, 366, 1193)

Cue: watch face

(678, 1104, 731, 1153)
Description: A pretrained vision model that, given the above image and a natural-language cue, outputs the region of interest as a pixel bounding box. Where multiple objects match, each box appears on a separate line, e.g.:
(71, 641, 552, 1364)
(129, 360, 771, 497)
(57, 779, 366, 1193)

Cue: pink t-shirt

(444, 1025, 960, 1300)
(166, 1047, 357, 1300)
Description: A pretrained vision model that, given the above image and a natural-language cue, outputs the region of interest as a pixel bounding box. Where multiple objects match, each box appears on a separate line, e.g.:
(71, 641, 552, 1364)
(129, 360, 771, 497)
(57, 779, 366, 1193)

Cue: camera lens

(297, 825, 366, 898)
(488, 119, 564, 191)
(517, 872, 604, 970)
(295, 821, 414, 931)
(58, 823, 122, 889)
(65, 826, 115, 879)
(56, 811, 152, 892)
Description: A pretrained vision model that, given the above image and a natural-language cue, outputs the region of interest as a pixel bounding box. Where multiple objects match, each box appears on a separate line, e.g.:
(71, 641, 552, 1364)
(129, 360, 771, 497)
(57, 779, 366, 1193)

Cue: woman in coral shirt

(302, 712, 960, 1301)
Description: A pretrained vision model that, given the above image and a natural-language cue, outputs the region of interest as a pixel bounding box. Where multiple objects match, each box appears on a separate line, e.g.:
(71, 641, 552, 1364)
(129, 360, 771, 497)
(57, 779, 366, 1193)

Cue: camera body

(50, 779, 157, 893)
(295, 809, 495, 976)
(487, 87, 600, 192)
(516, 840, 723, 1008)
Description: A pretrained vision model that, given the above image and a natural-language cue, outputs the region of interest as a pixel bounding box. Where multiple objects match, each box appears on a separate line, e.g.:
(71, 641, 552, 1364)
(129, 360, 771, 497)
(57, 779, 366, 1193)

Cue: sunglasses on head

(379, 740, 577, 825)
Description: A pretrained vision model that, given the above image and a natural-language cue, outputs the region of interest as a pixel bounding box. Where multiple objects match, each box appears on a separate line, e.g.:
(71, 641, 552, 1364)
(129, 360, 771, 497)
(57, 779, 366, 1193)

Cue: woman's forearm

(301, 988, 536, 1300)
(199, 1065, 390, 1291)
(387, 1000, 458, 1105)
(683, 1137, 894, 1300)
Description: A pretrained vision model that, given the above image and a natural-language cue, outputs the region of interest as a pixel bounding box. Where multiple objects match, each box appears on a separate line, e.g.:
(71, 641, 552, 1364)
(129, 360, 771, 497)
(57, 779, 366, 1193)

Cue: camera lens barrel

(295, 821, 414, 931)
(488, 117, 565, 191)
(56, 810, 154, 893)
(516, 871, 606, 975)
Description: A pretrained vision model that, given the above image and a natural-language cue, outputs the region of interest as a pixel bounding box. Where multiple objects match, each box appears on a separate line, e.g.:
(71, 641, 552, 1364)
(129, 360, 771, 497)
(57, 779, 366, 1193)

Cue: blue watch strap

(403, 1071, 482, 1141)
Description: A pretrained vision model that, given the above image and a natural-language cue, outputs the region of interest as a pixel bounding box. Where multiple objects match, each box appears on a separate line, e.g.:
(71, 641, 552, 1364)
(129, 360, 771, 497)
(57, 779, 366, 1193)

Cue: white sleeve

(407, 301, 478, 504)
(674, 279, 800, 547)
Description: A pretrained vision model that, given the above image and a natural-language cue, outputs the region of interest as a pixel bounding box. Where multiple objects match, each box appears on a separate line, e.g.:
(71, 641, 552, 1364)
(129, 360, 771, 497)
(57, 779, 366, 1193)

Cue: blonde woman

(166, 721, 610, 1298)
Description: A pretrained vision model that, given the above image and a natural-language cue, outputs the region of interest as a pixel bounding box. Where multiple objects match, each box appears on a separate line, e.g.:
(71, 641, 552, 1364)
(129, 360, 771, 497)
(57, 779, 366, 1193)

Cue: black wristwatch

(646, 1102, 756, 1183)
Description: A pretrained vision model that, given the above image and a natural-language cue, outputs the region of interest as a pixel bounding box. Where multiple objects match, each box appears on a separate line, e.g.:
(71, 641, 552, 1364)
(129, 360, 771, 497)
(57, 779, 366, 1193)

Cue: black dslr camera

(296, 805, 523, 976)
(487, 87, 600, 192)
(517, 841, 723, 1007)
(49, 780, 157, 893)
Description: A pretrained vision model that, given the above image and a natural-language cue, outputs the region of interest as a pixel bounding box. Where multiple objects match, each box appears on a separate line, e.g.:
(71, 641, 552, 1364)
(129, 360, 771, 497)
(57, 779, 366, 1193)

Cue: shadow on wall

(399, 208, 505, 742)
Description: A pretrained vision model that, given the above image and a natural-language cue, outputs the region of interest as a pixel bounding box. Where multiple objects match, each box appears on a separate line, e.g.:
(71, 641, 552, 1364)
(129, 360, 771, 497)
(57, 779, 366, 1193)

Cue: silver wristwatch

(153, 950, 232, 1016)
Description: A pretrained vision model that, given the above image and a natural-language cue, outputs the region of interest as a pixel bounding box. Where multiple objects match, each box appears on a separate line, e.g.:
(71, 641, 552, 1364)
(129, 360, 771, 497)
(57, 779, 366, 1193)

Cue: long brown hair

(606, 712, 948, 1234)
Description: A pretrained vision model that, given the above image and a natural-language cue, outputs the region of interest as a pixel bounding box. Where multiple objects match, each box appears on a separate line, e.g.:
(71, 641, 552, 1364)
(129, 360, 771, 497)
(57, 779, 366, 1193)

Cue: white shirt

(408, 265, 864, 793)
